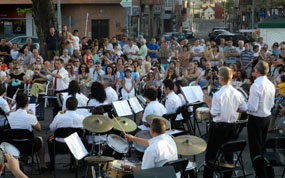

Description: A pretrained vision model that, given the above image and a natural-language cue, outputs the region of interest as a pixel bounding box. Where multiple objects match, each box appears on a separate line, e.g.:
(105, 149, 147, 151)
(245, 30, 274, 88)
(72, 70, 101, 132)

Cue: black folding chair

(49, 127, 84, 178)
(163, 113, 177, 130)
(101, 104, 114, 118)
(204, 140, 247, 178)
(164, 158, 189, 175)
(1, 129, 41, 174)
(264, 137, 285, 178)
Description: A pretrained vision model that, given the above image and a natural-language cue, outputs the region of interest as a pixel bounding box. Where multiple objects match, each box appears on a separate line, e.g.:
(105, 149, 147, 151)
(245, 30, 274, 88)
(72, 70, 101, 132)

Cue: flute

(4, 96, 16, 102)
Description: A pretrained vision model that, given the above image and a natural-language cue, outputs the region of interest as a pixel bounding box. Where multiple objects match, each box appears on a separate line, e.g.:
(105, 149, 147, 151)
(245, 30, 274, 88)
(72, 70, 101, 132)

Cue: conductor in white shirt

(124, 118, 178, 172)
(203, 67, 247, 178)
(247, 61, 275, 178)
(163, 79, 182, 114)
(48, 97, 84, 170)
(45, 58, 69, 117)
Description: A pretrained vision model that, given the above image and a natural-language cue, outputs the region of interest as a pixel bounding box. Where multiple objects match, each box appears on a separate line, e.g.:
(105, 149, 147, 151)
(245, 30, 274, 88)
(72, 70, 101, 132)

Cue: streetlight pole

(223, 0, 226, 28)
(251, 0, 255, 29)
(192, 1, 195, 32)
(57, 0, 62, 33)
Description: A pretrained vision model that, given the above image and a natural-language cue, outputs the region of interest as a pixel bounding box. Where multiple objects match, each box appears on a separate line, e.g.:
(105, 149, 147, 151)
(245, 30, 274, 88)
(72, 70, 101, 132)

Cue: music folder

(64, 132, 88, 160)
(112, 100, 133, 117)
(128, 97, 144, 114)
(180, 86, 204, 104)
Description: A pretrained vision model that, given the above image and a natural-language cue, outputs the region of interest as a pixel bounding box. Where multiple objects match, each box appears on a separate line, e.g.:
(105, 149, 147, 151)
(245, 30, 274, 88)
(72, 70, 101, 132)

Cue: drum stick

(112, 115, 126, 134)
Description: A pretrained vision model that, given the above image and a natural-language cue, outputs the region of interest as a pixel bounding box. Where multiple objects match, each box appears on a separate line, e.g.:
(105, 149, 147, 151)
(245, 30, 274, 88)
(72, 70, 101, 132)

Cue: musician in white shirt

(103, 78, 118, 104)
(124, 118, 178, 171)
(203, 67, 247, 178)
(0, 84, 12, 126)
(141, 88, 166, 126)
(247, 61, 275, 178)
(48, 97, 84, 170)
(163, 79, 182, 114)
(87, 82, 108, 107)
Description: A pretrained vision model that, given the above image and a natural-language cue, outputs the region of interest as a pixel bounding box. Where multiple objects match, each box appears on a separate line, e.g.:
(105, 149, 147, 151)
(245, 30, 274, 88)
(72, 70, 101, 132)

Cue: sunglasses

(14, 68, 20, 70)
(66, 67, 72, 69)
(74, 61, 79, 63)
(35, 68, 40, 70)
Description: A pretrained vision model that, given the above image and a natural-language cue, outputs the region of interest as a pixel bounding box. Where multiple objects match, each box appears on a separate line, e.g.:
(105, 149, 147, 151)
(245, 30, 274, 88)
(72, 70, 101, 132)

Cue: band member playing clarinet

(203, 67, 247, 178)
(247, 61, 275, 178)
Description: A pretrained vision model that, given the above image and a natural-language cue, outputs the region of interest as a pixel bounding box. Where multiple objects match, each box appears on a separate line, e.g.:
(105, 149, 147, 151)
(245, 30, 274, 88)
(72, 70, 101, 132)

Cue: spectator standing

(45, 27, 60, 61)
(60, 25, 74, 56)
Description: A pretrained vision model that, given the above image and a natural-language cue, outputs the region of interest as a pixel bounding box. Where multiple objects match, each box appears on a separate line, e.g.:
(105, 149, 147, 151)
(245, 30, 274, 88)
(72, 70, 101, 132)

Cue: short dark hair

(16, 92, 28, 108)
(255, 61, 269, 75)
(151, 118, 166, 135)
(163, 79, 174, 90)
(79, 63, 90, 74)
(144, 88, 157, 101)
(0, 83, 6, 96)
(66, 97, 78, 110)
(56, 58, 64, 64)
(280, 75, 285, 83)
(73, 29, 79, 33)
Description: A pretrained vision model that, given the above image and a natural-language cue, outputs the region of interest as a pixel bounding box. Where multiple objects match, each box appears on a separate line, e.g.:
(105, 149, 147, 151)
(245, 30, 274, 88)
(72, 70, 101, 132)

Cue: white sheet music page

(113, 100, 133, 116)
(128, 97, 143, 113)
(64, 132, 88, 160)
(181, 86, 204, 104)
(28, 103, 36, 115)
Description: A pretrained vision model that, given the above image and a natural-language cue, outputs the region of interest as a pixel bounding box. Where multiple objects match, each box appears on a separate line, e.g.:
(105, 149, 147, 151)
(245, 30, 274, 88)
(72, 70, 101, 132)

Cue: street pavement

(3, 105, 285, 178)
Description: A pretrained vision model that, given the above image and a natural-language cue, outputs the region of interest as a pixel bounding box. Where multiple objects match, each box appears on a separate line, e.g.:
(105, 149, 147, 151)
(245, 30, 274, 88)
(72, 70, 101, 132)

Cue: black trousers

(247, 115, 274, 178)
(48, 138, 71, 169)
(52, 89, 67, 117)
(204, 122, 237, 178)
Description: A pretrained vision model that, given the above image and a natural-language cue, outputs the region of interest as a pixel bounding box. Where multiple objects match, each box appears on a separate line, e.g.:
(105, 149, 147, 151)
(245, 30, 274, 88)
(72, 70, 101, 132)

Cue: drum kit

(81, 114, 207, 178)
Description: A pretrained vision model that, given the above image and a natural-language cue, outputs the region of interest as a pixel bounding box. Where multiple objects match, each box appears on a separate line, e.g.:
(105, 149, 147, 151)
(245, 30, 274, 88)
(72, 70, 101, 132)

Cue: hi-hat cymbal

(112, 117, 137, 133)
(174, 135, 207, 156)
(84, 156, 114, 163)
(83, 115, 113, 133)
(146, 115, 171, 130)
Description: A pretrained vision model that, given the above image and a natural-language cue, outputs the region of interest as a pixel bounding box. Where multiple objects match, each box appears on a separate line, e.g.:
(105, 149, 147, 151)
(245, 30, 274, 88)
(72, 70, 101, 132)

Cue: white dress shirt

(0, 97, 10, 126)
(105, 87, 118, 104)
(8, 109, 38, 131)
(48, 67, 69, 91)
(247, 76, 275, 117)
(123, 45, 139, 59)
(165, 91, 182, 114)
(49, 110, 84, 132)
(142, 133, 178, 170)
(211, 85, 247, 123)
(62, 93, 88, 111)
(142, 100, 167, 122)
(88, 98, 108, 107)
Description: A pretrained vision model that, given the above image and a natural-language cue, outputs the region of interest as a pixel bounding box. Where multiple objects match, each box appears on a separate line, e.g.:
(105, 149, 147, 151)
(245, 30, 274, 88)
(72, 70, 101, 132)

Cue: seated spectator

(145, 72, 158, 90)
(165, 67, 179, 82)
(183, 62, 200, 84)
(29, 65, 48, 102)
(91, 62, 105, 82)
(111, 43, 123, 62)
(196, 69, 213, 89)
(19, 37, 37, 54)
(5, 64, 26, 98)
(77, 63, 91, 96)
(48, 97, 84, 170)
(0, 58, 7, 83)
(60, 49, 71, 64)
(65, 63, 75, 82)
(103, 64, 117, 88)
(19, 47, 33, 65)
(8, 93, 46, 169)
(83, 49, 93, 66)
(10, 43, 19, 61)
(30, 49, 43, 65)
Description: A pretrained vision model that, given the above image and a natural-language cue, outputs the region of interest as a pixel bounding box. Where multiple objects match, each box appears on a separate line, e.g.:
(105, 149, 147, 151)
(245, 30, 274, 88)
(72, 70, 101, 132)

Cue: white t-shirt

(73, 36, 80, 50)
(191, 45, 204, 62)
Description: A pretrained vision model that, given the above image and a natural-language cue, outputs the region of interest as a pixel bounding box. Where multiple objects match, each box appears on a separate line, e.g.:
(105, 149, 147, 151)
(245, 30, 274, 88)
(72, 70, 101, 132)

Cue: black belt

(248, 114, 270, 120)
(211, 122, 236, 126)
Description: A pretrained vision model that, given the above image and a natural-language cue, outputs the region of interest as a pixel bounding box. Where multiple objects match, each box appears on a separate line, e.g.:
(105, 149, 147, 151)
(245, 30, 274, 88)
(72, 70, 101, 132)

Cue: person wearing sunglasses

(29, 65, 48, 102)
(5, 64, 26, 98)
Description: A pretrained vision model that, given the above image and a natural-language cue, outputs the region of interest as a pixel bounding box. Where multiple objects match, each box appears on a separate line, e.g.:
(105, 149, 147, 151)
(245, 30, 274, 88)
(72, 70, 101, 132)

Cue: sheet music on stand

(112, 100, 133, 117)
(181, 86, 204, 104)
(137, 95, 147, 106)
(128, 97, 143, 114)
(64, 132, 88, 160)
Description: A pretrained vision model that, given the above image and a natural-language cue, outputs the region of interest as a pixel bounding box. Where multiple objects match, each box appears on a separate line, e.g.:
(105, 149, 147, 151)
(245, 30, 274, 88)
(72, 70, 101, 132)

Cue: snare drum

(106, 134, 129, 154)
(196, 107, 210, 120)
(134, 130, 151, 152)
(0, 142, 20, 158)
(106, 160, 136, 178)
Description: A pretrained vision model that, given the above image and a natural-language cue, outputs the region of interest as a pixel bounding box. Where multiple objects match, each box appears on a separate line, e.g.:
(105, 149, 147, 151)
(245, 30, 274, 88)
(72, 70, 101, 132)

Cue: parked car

(8, 36, 39, 49)
(214, 33, 249, 46)
(209, 30, 232, 41)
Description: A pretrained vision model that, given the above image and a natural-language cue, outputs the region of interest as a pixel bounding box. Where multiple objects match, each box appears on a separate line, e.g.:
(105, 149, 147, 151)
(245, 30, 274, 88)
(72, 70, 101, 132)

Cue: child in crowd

(121, 68, 135, 100)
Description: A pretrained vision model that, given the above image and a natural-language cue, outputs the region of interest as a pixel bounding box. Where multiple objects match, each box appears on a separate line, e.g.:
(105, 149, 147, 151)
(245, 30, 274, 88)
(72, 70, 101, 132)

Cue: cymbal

(112, 117, 137, 133)
(83, 115, 113, 133)
(84, 156, 114, 163)
(174, 135, 207, 156)
(146, 115, 171, 130)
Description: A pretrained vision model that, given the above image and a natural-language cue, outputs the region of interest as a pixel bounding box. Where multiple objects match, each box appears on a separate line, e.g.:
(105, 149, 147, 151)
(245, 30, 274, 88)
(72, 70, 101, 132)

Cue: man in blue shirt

(147, 38, 159, 61)
(240, 43, 254, 78)
(224, 38, 238, 66)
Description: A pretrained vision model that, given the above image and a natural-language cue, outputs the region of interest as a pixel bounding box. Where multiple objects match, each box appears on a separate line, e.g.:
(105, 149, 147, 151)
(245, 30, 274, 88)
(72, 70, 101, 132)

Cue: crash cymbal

(83, 115, 113, 133)
(112, 117, 137, 133)
(146, 115, 171, 130)
(174, 135, 207, 156)
(84, 156, 114, 163)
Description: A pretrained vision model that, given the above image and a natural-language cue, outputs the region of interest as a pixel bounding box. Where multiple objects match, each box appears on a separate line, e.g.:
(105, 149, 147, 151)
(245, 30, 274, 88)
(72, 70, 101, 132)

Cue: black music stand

(133, 166, 176, 178)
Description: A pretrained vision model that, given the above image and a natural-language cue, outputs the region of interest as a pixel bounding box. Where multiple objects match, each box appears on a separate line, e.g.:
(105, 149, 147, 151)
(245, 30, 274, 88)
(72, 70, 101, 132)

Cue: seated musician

(48, 97, 84, 170)
(141, 88, 166, 127)
(103, 78, 118, 104)
(29, 64, 47, 102)
(163, 79, 182, 114)
(203, 67, 247, 178)
(7, 92, 46, 169)
(62, 80, 88, 111)
(0, 83, 12, 127)
(124, 118, 178, 171)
